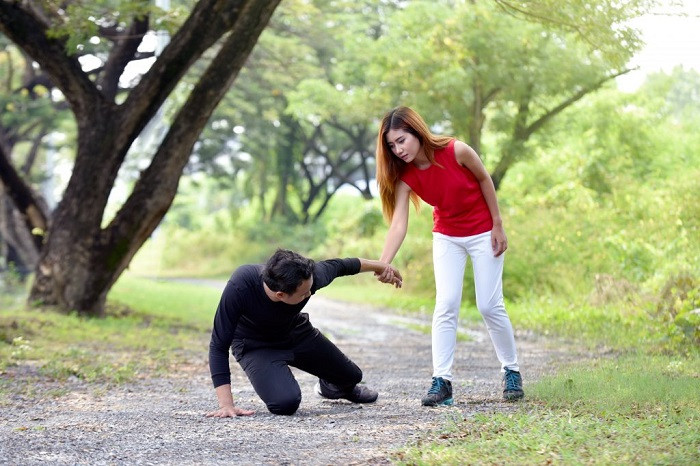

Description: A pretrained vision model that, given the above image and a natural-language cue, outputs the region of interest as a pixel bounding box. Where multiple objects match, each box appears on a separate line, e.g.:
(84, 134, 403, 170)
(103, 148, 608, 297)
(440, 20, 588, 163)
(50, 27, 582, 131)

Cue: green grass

(332, 277, 699, 464)
(0, 275, 221, 401)
(3, 276, 698, 464)
(312, 265, 698, 466)
(505, 296, 654, 351)
(396, 353, 700, 465)
(108, 274, 221, 326)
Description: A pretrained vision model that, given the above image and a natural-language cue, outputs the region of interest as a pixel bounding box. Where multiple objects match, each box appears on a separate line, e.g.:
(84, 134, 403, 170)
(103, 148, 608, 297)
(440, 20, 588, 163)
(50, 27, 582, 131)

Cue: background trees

(2, 0, 686, 317)
(1, 0, 281, 315)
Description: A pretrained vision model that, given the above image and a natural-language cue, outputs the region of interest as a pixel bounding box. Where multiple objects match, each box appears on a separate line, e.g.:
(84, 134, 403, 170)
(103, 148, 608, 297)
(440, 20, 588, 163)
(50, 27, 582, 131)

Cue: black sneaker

(503, 368, 524, 401)
(315, 380, 378, 403)
(421, 376, 453, 406)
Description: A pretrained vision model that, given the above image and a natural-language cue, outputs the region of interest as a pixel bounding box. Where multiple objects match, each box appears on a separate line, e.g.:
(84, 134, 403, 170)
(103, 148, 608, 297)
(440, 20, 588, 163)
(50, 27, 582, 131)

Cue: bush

(655, 272, 700, 352)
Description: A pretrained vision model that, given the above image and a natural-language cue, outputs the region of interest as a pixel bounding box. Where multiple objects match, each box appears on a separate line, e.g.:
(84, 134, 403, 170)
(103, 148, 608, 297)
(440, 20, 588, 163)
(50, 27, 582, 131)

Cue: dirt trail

(0, 289, 576, 465)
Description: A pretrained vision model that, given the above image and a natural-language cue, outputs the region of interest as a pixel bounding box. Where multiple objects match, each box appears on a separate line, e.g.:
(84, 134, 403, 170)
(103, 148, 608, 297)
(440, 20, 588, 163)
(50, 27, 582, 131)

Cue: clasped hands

(376, 263, 403, 288)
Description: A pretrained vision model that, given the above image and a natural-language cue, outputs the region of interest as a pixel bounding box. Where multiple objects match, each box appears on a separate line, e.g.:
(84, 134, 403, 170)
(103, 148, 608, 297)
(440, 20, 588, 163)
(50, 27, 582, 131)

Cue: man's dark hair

(262, 249, 315, 294)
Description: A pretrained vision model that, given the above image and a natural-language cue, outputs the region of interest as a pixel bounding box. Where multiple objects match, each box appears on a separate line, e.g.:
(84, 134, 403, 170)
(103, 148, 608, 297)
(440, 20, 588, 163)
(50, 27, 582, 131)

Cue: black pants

(236, 329, 362, 415)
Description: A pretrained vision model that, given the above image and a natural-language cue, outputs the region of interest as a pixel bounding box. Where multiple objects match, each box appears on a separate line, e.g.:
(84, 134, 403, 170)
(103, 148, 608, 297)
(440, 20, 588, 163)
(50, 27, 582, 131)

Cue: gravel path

(0, 291, 576, 465)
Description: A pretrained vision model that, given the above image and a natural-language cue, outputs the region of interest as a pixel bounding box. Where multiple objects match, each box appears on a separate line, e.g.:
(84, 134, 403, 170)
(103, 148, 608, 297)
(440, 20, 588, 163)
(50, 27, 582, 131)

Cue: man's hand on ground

(205, 405, 255, 418)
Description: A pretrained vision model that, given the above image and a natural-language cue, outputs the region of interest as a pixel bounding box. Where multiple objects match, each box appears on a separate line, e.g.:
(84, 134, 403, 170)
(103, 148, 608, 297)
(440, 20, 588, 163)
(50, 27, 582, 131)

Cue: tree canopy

(0, 0, 662, 315)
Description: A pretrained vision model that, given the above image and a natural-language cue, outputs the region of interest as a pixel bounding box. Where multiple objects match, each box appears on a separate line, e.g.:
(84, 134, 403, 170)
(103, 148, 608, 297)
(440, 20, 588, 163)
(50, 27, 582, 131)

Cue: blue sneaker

(421, 376, 453, 406)
(503, 368, 524, 401)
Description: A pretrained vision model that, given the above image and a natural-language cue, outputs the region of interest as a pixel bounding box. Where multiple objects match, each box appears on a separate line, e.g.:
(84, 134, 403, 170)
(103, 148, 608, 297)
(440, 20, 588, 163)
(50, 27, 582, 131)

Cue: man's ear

(275, 291, 287, 300)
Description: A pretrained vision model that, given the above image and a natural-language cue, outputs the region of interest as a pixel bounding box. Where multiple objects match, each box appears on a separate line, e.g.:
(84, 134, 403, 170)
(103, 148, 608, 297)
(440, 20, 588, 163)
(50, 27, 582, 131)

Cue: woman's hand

(491, 224, 508, 257)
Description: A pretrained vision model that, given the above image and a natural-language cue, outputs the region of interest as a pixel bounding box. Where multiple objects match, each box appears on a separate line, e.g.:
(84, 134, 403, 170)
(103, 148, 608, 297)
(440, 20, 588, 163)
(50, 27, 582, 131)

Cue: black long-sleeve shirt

(208, 258, 361, 387)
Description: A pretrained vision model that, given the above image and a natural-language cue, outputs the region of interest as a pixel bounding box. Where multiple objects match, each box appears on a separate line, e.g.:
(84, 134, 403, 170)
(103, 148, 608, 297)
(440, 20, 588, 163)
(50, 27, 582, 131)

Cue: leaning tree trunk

(0, 192, 39, 274)
(0, 0, 282, 316)
(0, 145, 48, 271)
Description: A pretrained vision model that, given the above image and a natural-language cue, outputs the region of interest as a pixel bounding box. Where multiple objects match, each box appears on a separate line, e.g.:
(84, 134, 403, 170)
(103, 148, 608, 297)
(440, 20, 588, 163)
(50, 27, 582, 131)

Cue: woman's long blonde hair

(375, 106, 452, 221)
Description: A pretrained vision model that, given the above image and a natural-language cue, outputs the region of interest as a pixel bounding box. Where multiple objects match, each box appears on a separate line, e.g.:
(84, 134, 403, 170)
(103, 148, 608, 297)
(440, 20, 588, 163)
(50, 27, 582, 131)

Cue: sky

(617, 1, 700, 91)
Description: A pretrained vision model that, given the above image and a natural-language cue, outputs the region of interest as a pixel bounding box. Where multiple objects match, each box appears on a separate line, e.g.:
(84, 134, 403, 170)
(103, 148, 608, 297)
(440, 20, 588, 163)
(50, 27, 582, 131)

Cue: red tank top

(400, 140, 493, 237)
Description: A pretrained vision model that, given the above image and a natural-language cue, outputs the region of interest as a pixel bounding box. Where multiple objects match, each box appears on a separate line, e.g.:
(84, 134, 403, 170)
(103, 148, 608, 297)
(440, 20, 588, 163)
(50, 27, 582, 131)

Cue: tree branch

(0, 0, 106, 117)
(98, 12, 150, 101)
(0, 144, 48, 249)
(102, 0, 282, 270)
(524, 68, 635, 139)
(118, 0, 264, 144)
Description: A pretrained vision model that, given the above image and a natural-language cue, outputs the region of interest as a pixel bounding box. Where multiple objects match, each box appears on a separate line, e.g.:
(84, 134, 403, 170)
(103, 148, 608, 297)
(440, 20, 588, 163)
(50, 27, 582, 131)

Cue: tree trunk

(0, 192, 39, 276)
(0, 144, 49, 251)
(28, 107, 125, 314)
(0, 0, 282, 316)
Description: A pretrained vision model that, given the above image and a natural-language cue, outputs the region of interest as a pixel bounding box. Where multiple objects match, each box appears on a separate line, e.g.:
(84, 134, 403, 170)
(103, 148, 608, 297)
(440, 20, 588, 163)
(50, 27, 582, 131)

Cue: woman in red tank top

(374, 106, 524, 405)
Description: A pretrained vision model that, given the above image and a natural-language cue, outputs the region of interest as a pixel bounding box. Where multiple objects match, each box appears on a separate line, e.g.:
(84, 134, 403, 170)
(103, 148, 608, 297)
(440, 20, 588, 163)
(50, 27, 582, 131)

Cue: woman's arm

(454, 141, 508, 256)
(380, 180, 411, 263)
(375, 181, 411, 285)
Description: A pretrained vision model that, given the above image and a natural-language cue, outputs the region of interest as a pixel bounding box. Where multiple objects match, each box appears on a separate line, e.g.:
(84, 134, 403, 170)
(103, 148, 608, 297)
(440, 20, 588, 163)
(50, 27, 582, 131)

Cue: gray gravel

(0, 294, 577, 465)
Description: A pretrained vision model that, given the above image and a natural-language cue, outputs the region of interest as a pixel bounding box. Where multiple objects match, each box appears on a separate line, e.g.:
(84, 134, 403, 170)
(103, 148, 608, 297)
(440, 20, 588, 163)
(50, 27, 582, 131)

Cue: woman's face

(385, 128, 422, 164)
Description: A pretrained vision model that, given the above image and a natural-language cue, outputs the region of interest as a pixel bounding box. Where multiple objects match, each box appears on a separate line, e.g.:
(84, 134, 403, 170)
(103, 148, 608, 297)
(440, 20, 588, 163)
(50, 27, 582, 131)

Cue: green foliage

(43, 0, 186, 53)
(126, 11, 697, 357)
(131, 192, 329, 277)
(492, 0, 659, 67)
(655, 273, 700, 350)
(397, 353, 700, 465)
(361, 0, 642, 174)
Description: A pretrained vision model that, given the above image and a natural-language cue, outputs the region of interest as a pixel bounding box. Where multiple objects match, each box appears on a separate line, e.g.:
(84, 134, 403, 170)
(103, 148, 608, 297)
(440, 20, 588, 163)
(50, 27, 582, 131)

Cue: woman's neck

(413, 149, 431, 170)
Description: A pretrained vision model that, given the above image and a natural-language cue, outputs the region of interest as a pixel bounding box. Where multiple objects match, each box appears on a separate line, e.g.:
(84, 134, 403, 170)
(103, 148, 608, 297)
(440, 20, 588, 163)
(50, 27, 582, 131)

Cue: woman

(375, 106, 523, 405)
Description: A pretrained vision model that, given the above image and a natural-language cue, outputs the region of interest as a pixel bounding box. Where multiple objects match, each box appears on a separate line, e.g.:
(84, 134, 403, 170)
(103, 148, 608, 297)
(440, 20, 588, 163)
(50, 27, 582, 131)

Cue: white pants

(432, 231, 519, 380)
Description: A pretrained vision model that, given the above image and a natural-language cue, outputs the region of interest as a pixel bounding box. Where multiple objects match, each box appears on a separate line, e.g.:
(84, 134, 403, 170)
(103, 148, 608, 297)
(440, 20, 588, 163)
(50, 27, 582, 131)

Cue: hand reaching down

(205, 405, 255, 418)
(376, 264, 403, 288)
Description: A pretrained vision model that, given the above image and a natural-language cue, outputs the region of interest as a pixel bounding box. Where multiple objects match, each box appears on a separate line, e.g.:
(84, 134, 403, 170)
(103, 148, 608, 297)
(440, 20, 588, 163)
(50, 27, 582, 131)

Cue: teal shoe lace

(428, 376, 445, 394)
(504, 369, 522, 391)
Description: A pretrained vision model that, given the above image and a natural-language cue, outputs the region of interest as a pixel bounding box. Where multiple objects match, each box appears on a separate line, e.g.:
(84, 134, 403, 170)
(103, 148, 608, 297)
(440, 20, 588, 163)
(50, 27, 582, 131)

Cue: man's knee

(266, 394, 301, 415)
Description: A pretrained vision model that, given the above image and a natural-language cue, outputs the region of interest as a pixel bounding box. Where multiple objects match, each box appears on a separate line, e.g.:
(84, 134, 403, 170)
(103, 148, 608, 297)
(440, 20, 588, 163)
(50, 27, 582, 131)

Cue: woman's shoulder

(451, 140, 481, 166)
(435, 138, 456, 155)
(434, 138, 459, 164)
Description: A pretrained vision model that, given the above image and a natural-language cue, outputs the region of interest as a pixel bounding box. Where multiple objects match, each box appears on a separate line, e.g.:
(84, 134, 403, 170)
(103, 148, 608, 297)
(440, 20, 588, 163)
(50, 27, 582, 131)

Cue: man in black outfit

(206, 249, 403, 417)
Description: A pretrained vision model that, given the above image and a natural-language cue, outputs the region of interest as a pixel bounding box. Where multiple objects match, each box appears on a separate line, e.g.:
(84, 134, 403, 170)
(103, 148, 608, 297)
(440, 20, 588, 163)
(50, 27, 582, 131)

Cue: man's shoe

(503, 368, 524, 401)
(421, 376, 453, 406)
(315, 380, 378, 403)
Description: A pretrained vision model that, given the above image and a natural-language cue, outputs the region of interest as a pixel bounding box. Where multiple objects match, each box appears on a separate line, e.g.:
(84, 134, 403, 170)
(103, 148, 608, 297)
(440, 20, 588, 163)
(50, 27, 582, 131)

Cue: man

(206, 249, 402, 417)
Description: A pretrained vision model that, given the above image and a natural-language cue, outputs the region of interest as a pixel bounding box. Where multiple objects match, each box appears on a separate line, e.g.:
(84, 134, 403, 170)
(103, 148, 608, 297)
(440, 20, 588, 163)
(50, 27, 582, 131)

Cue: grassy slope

(0, 276, 220, 397)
